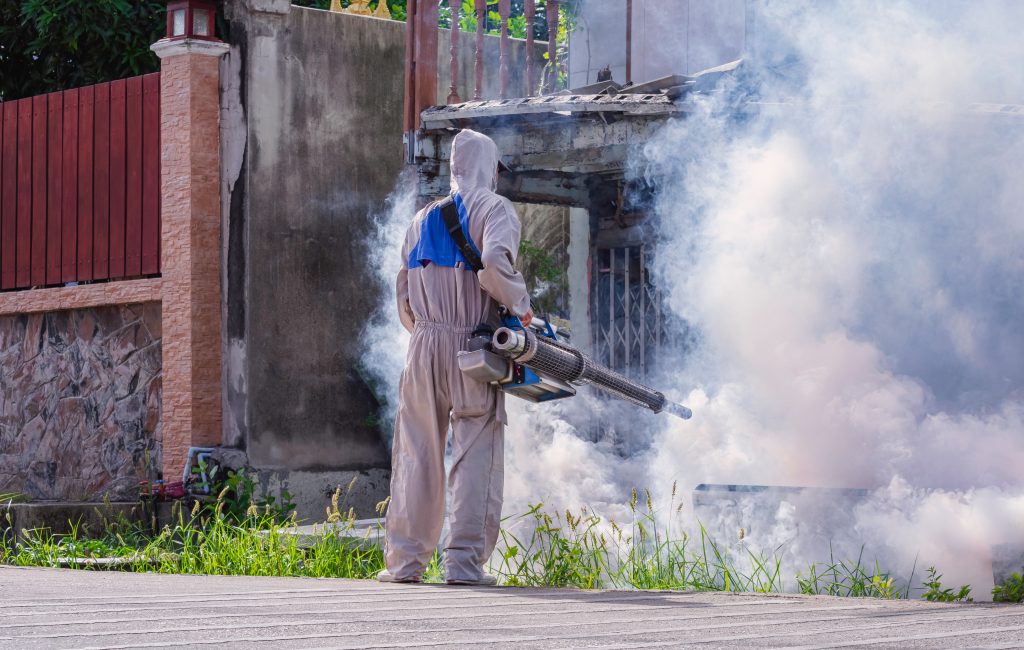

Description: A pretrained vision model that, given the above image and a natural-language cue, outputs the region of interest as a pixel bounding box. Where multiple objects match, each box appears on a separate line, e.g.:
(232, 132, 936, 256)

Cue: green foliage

(494, 485, 784, 592)
(203, 463, 295, 525)
(1, 485, 384, 579)
(796, 546, 902, 599)
(519, 238, 562, 284)
(3, 481, 960, 603)
(0, 0, 165, 101)
(291, 0, 406, 20)
(293, 0, 562, 42)
(993, 570, 1024, 603)
(922, 566, 973, 603)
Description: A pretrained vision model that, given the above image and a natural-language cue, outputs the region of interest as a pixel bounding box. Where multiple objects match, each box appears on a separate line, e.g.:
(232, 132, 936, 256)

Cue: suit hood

(450, 129, 500, 194)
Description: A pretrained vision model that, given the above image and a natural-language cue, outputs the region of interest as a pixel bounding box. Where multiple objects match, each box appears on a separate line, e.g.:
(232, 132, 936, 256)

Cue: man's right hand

(521, 310, 534, 328)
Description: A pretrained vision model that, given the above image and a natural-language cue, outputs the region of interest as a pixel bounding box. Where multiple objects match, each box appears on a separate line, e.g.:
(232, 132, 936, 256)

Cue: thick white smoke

(361, 175, 416, 439)
(638, 0, 1024, 595)
(366, 0, 1024, 597)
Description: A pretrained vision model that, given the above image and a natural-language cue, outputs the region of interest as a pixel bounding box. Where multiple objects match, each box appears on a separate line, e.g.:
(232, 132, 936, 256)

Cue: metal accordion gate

(592, 241, 668, 383)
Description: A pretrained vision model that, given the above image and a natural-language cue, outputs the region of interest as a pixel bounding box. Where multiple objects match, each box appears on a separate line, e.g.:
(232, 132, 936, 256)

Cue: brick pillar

(151, 37, 230, 482)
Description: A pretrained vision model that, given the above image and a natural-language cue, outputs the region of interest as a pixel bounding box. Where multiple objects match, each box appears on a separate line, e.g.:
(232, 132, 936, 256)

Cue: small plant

(922, 566, 972, 603)
(518, 239, 563, 284)
(492, 484, 785, 593)
(0, 484, 384, 579)
(796, 545, 902, 599)
(204, 464, 295, 525)
(993, 570, 1024, 603)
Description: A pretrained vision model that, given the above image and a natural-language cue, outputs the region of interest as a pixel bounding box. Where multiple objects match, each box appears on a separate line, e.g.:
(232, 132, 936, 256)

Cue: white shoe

(377, 570, 421, 584)
(447, 573, 498, 586)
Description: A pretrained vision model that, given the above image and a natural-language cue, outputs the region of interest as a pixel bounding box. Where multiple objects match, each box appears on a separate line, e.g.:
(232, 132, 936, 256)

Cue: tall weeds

(493, 484, 785, 592)
(0, 485, 934, 599)
(2, 494, 385, 580)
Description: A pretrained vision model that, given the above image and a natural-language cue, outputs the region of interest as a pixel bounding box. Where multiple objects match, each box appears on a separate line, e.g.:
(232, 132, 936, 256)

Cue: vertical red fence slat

(93, 83, 111, 280)
(125, 77, 144, 277)
(77, 85, 95, 281)
(1, 101, 16, 289)
(141, 74, 161, 275)
(61, 89, 79, 283)
(108, 79, 127, 279)
(31, 95, 47, 286)
(0, 73, 161, 291)
(46, 92, 63, 286)
(16, 100, 32, 288)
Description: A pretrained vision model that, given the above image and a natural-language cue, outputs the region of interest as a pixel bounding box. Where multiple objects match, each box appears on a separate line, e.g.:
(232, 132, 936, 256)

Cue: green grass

(494, 486, 784, 593)
(0, 484, 963, 601)
(2, 501, 386, 579)
(796, 544, 904, 599)
(993, 570, 1024, 603)
(922, 566, 973, 603)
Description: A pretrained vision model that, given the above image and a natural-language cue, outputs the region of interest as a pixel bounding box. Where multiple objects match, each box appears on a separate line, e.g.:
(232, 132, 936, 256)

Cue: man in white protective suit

(379, 129, 533, 585)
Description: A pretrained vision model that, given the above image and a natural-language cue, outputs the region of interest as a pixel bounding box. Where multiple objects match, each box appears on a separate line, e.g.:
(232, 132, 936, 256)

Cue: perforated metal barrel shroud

(492, 327, 692, 419)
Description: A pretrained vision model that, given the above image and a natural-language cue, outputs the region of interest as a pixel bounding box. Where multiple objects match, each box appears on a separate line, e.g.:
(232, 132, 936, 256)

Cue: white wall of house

(568, 0, 746, 88)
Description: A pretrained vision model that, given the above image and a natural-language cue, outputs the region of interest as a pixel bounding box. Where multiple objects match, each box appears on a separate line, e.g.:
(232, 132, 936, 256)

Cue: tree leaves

(1, 0, 165, 101)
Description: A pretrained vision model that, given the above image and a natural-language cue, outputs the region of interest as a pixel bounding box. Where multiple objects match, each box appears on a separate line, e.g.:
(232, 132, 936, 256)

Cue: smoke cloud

(366, 0, 1024, 597)
(638, 0, 1024, 594)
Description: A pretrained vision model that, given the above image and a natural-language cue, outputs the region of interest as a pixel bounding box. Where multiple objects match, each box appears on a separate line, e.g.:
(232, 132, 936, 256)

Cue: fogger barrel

(492, 327, 693, 420)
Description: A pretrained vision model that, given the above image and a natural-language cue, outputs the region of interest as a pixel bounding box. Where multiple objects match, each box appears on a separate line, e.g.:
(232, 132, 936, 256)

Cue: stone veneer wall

(0, 304, 161, 501)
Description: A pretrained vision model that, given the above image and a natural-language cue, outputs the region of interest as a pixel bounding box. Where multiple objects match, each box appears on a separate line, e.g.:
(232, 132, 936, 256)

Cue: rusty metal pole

(448, 0, 461, 103)
(499, 0, 511, 99)
(626, 0, 633, 84)
(414, 0, 439, 125)
(525, 0, 536, 96)
(545, 0, 560, 93)
(403, 0, 418, 163)
(474, 0, 486, 100)
(403, 0, 438, 163)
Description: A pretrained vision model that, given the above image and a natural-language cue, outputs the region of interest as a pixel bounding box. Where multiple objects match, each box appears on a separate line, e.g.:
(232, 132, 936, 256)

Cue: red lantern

(165, 0, 218, 41)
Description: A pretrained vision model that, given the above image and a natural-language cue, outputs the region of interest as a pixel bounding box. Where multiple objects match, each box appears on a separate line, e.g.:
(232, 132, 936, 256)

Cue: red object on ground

(165, 481, 186, 500)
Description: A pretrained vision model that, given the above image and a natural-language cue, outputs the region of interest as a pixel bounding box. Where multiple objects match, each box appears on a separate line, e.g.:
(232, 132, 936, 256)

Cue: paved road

(2, 566, 1023, 649)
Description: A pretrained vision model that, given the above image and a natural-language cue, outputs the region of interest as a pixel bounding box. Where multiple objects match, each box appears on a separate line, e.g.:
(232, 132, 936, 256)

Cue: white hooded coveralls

(385, 129, 531, 581)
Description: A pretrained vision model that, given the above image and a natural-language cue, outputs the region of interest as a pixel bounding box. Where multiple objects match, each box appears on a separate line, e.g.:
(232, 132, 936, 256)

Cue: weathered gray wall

(221, 3, 548, 520)
(0, 305, 161, 501)
(225, 5, 403, 480)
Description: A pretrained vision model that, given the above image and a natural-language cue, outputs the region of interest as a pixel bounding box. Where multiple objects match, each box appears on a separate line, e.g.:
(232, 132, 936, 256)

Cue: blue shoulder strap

(407, 193, 482, 270)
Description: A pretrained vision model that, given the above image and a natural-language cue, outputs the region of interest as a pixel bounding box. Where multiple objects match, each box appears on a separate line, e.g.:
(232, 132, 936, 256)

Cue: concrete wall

(222, 5, 400, 521)
(0, 304, 162, 501)
(221, 3, 547, 521)
(568, 0, 746, 87)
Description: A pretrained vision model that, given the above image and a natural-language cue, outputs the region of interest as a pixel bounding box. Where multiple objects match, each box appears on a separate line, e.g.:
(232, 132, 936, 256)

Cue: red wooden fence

(0, 73, 161, 291)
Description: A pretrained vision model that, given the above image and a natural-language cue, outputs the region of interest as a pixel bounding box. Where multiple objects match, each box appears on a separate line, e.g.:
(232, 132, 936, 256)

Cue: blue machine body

(498, 313, 575, 402)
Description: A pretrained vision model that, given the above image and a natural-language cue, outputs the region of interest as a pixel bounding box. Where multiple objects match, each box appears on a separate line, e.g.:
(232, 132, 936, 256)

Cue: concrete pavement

(2, 566, 1023, 649)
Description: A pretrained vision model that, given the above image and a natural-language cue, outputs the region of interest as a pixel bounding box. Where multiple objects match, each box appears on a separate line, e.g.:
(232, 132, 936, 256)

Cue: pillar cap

(151, 37, 230, 59)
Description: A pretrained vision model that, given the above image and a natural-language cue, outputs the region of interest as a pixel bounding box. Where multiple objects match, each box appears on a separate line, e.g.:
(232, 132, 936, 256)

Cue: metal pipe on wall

(626, 0, 633, 83)
(402, 0, 417, 134)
